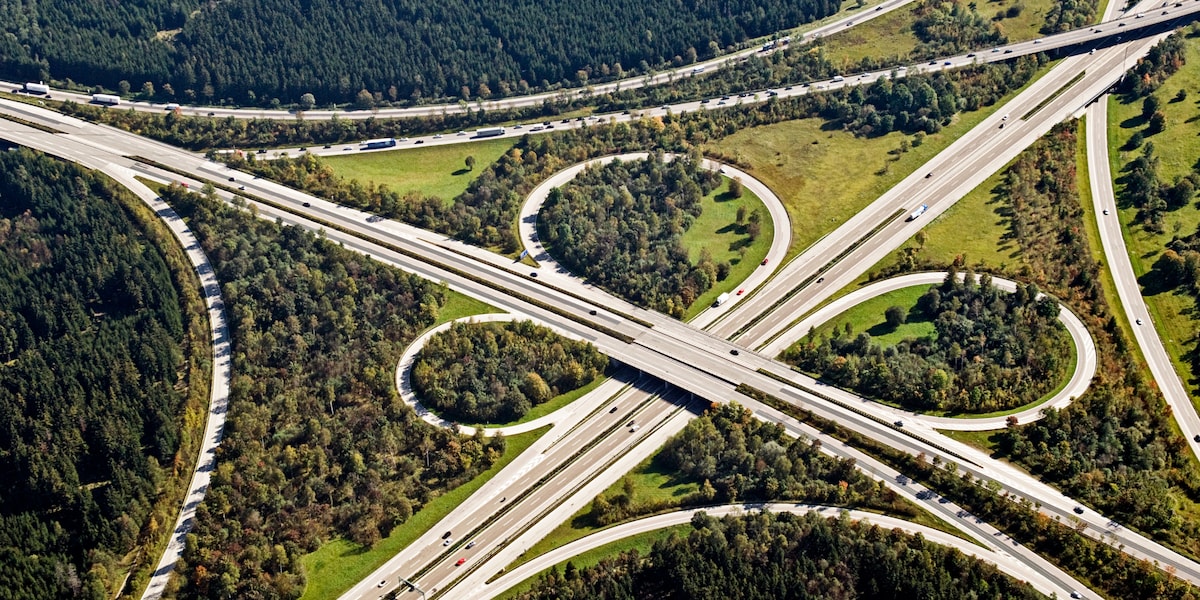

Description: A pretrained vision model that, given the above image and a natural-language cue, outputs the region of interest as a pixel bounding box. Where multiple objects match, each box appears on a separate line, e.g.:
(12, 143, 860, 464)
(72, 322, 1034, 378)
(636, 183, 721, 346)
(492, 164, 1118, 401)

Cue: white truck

(23, 82, 49, 95)
(907, 203, 928, 221)
(714, 292, 732, 307)
(475, 127, 506, 138)
(91, 93, 121, 106)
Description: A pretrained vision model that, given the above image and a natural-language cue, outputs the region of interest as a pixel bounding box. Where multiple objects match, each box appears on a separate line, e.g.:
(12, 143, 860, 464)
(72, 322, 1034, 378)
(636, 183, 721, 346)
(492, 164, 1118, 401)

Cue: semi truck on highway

(475, 127, 506, 138)
(714, 292, 731, 307)
(907, 203, 928, 221)
(362, 138, 397, 149)
(22, 82, 49, 95)
(91, 93, 121, 106)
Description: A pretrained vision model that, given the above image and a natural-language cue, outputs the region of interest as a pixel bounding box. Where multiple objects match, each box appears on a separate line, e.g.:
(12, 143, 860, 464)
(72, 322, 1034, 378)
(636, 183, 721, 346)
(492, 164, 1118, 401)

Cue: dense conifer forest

(513, 510, 1045, 600)
(0, 0, 841, 105)
(539, 152, 728, 316)
(0, 150, 195, 599)
(153, 186, 506, 599)
(411, 320, 609, 424)
(785, 275, 1073, 413)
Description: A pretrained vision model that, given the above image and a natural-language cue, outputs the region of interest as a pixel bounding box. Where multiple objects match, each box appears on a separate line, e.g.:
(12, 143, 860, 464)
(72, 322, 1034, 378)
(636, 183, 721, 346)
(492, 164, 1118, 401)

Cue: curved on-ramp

(760, 272, 1097, 431)
(516, 152, 791, 326)
(479, 503, 1075, 600)
(94, 169, 234, 600)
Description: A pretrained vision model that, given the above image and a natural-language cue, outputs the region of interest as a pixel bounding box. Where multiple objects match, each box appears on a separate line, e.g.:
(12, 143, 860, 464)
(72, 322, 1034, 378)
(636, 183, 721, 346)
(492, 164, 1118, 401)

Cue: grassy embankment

(682, 178, 774, 319)
(707, 58, 1054, 264)
(299, 426, 548, 600)
(321, 136, 516, 202)
(819, 0, 1061, 69)
(1106, 36, 1200, 415)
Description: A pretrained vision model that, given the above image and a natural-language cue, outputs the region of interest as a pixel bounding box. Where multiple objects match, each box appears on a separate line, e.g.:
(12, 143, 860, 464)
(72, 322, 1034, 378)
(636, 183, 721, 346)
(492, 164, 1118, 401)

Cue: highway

(1, 13, 1197, 596)
(0, 104, 1102, 600)
(3, 0, 1193, 130)
(1085, 99, 1200, 461)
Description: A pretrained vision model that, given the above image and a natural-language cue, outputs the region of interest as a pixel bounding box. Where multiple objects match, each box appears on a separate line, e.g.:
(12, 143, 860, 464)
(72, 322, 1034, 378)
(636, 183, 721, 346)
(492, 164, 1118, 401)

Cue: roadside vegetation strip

(298, 426, 548, 600)
(734, 207, 907, 342)
(1021, 70, 1087, 120)
(129, 155, 641, 344)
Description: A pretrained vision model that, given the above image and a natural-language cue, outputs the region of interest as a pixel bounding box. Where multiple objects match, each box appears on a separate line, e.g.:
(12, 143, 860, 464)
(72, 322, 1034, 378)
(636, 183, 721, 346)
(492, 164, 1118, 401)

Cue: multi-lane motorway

(2, 6, 1200, 598)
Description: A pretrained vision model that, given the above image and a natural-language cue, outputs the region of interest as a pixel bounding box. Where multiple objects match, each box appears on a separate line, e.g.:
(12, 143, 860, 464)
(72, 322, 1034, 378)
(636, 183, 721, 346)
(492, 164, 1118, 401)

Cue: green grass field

(434, 291, 502, 326)
(321, 137, 516, 201)
(708, 64, 1050, 262)
(1106, 36, 1200, 411)
(682, 179, 774, 318)
(298, 426, 547, 600)
(801, 284, 938, 348)
(819, 0, 1062, 70)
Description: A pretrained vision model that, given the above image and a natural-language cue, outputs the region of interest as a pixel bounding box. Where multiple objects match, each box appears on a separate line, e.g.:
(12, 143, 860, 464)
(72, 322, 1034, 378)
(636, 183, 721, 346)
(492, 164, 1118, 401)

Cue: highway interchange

(2, 2, 1200, 599)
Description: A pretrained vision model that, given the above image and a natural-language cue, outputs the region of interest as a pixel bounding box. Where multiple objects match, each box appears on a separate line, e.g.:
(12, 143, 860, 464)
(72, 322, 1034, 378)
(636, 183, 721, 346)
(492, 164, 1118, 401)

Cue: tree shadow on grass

(451, 168, 470, 176)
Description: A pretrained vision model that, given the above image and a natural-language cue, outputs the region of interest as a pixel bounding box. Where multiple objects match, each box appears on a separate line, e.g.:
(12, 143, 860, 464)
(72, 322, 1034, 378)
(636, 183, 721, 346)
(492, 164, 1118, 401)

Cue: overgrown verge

(155, 185, 507, 598)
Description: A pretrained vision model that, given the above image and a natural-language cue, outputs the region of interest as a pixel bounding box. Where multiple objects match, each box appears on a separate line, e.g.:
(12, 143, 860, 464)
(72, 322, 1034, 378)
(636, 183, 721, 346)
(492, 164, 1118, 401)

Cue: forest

(513, 510, 1045, 600)
(154, 185, 506, 599)
(589, 403, 913, 526)
(0, 0, 841, 105)
(785, 275, 1072, 413)
(540, 152, 729, 316)
(0, 150, 193, 599)
(411, 320, 608, 424)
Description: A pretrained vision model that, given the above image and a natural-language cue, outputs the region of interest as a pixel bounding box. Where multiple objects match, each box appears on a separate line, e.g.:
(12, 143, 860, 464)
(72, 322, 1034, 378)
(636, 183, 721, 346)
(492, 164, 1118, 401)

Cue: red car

(456, 558, 467, 566)
(761, 258, 769, 266)
(736, 289, 745, 296)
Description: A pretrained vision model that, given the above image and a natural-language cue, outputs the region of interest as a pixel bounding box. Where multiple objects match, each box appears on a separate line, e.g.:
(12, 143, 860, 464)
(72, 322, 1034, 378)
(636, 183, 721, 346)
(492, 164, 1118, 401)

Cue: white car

(433, 134, 442, 139)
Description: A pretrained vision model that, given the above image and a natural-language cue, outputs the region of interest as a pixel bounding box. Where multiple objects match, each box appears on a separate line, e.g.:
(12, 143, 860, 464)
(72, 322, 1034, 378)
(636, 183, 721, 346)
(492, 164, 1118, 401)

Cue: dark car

(1073, 506, 1084, 514)
(302, 202, 310, 207)
(442, 531, 453, 539)
(730, 349, 740, 356)
(228, 176, 236, 182)
(530, 272, 538, 278)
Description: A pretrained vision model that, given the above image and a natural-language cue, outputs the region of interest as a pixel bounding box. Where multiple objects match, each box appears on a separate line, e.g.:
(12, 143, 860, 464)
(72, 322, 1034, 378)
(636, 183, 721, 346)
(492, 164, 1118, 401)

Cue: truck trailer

(907, 203, 928, 221)
(91, 93, 121, 106)
(362, 138, 397, 149)
(475, 127, 506, 138)
(23, 82, 49, 95)
(714, 292, 732, 307)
